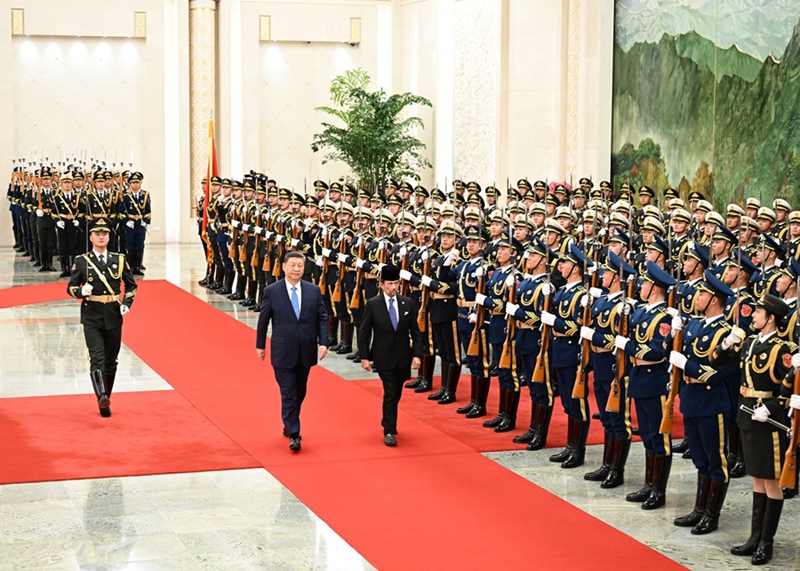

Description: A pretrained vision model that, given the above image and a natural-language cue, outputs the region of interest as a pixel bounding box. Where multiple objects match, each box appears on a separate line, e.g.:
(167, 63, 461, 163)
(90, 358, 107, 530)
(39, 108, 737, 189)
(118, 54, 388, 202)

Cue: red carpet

(0, 390, 259, 484)
(0, 281, 70, 308)
(2, 280, 686, 570)
(354, 376, 684, 452)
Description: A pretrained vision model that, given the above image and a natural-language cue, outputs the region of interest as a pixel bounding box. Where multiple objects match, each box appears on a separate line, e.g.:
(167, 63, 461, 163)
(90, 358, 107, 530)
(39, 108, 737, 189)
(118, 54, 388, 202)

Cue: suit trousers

(273, 362, 311, 437)
(377, 367, 410, 435)
(83, 324, 122, 374)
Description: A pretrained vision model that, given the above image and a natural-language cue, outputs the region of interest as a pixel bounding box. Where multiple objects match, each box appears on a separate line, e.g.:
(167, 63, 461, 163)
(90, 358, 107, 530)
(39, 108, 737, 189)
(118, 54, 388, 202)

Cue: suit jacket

(67, 251, 137, 329)
(256, 279, 329, 368)
(358, 293, 422, 371)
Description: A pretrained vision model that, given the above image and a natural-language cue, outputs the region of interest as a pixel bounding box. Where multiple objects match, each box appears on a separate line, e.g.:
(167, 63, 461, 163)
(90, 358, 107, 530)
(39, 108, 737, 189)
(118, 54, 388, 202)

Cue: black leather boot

(408, 354, 432, 389)
(217, 269, 234, 295)
(626, 449, 654, 502)
(335, 322, 353, 354)
(241, 280, 257, 306)
(674, 474, 711, 527)
(429, 361, 450, 400)
(466, 377, 490, 418)
(90, 370, 110, 417)
(495, 390, 519, 432)
(438, 364, 461, 404)
(328, 317, 339, 349)
(728, 425, 746, 478)
(38, 246, 50, 272)
(527, 405, 553, 451)
(513, 402, 538, 444)
(751, 497, 783, 565)
(584, 433, 614, 481)
(132, 253, 145, 276)
(642, 453, 672, 510)
(549, 415, 574, 463)
(483, 387, 507, 428)
(601, 437, 631, 489)
(347, 329, 361, 360)
(229, 273, 246, 300)
(562, 419, 589, 469)
(692, 479, 728, 535)
(457, 375, 478, 414)
(102, 371, 116, 415)
(731, 492, 767, 556)
(59, 256, 71, 277)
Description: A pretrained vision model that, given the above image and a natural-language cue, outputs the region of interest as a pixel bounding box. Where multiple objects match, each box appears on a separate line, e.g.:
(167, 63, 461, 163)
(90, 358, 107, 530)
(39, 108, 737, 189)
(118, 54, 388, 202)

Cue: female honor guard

(67, 217, 137, 416)
(711, 294, 796, 565)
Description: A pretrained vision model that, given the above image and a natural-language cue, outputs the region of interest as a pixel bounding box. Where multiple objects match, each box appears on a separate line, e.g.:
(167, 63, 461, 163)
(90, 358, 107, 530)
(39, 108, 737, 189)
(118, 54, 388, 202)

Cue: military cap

(414, 185, 430, 197)
(291, 192, 305, 205)
(529, 202, 546, 216)
(451, 179, 464, 190)
(209, 175, 222, 184)
(554, 205, 574, 221)
(745, 197, 761, 210)
(128, 172, 143, 183)
(488, 210, 510, 225)
(663, 187, 679, 199)
(221, 178, 232, 188)
(730, 248, 758, 275)
(336, 201, 355, 216)
(620, 182, 631, 191)
(642, 205, 663, 220)
(740, 216, 759, 231)
(587, 199, 609, 213)
(343, 184, 356, 197)
(688, 191, 705, 202)
(644, 260, 677, 290)
(103, 171, 114, 181)
(602, 251, 635, 280)
(439, 219, 462, 236)
(507, 200, 525, 215)
(642, 216, 665, 235)
(396, 211, 417, 226)
(579, 177, 593, 188)
(543, 217, 566, 235)
(647, 234, 669, 257)
(685, 241, 710, 267)
(514, 216, 534, 230)
(452, 193, 466, 206)
(329, 182, 343, 193)
(88, 217, 111, 233)
(609, 212, 632, 230)
(610, 228, 631, 246)
(305, 199, 319, 210)
(522, 189, 536, 202)
(582, 209, 604, 225)
(789, 211, 800, 224)
(517, 179, 532, 191)
(313, 180, 329, 191)
(72, 171, 84, 181)
(773, 198, 791, 213)
(554, 184, 569, 196)
(465, 224, 487, 241)
(357, 188, 371, 200)
(533, 180, 547, 191)
(706, 211, 724, 227)
(671, 208, 692, 224)
(726, 204, 745, 218)
(573, 188, 587, 199)
(757, 207, 776, 223)
(695, 199, 713, 213)
(485, 186, 498, 197)
(278, 188, 291, 199)
(387, 179, 399, 191)
(756, 293, 791, 319)
(758, 233, 781, 253)
(431, 188, 446, 202)
(526, 236, 550, 258)
(495, 231, 515, 250)
(416, 214, 436, 230)
(562, 242, 594, 268)
(611, 200, 632, 214)
(696, 268, 734, 298)
(318, 199, 337, 212)
(441, 203, 457, 218)
(268, 185, 278, 196)
(387, 194, 404, 207)
(463, 206, 483, 221)
(255, 184, 266, 196)
(375, 208, 395, 223)
(600, 180, 612, 191)
(589, 189, 604, 200)
(354, 206, 373, 220)
(467, 193, 485, 208)
(60, 173, 73, 182)
(467, 181, 481, 193)
(400, 181, 414, 193)
(371, 192, 384, 205)
(670, 198, 687, 211)
(231, 180, 243, 191)
(711, 224, 736, 244)
(639, 185, 655, 197)
(243, 180, 255, 192)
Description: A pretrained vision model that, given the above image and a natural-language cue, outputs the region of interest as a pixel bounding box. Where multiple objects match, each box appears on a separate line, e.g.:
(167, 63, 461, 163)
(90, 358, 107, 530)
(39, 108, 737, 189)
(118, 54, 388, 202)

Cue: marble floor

(1, 244, 799, 570)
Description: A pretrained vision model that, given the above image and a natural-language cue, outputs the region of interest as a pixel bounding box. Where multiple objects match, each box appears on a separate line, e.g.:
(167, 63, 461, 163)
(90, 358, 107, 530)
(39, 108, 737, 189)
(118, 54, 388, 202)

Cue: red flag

(201, 118, 218, 234)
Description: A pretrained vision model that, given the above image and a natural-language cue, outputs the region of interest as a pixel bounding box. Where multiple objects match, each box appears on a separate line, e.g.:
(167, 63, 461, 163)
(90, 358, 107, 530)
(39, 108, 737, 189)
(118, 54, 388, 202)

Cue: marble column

(189, 0, 216, 203)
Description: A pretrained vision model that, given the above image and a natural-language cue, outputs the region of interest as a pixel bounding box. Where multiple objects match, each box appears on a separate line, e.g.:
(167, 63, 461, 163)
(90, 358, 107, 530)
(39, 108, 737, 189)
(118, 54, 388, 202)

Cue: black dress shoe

(672, 439, 689, 453)
(384, 434, 397, 447)
(335, 345, 352, 355)
(414, 379, 432, 393)
(199, 277, 209, 286)
(682, 449, 692, 459)
(289, 437, 302, 451)
(592, 412, 601, 420)
(405, 378, 422, 389)
(282, 429, 290, 437)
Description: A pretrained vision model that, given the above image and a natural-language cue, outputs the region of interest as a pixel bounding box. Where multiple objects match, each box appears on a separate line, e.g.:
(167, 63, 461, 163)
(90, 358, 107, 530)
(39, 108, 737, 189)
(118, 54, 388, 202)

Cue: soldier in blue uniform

(751, 234, 783, 299)
(121, 172, 150, 276)
(678, 242, 710, 318)
(541, 243, 592, 469)
(615, 261, 675, 510)
(669, 270, 736, 534)
(579, 251, 635, 487)
(475, 233, 522, 432)
(709, 224, 736, 279)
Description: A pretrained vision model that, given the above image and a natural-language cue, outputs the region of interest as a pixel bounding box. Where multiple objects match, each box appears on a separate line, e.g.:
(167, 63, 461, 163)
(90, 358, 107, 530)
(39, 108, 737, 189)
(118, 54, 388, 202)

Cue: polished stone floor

(1, 244, 799, 570)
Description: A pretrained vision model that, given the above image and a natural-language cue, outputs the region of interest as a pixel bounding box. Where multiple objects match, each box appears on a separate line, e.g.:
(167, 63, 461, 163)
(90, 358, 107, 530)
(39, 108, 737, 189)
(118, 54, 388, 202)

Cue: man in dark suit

(359, 265, 422, 446)
(256, 251, 329, 451)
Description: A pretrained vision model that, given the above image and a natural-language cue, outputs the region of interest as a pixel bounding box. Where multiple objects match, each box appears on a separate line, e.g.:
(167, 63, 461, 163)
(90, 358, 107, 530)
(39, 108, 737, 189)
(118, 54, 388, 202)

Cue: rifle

(780, 366, 800, 488)
(468, 256, 486, 357)
(350, 216, 367, 309)
(261, 207, 273, 272)
(400, 202, 410, 297)
(607, 272, 636, 412)
(533, 226, 553, 382)
(660, 283, 682, 434)
(250, 202, 262, 268)
(228, 199, 239, 260)
(319, 212, 330, 293)
(272, 213, 284, 278)
(331, 201, 345, 302)
(500, 187, 517, 369)
(416, 198, 435, 329)
(573, 209, 601, 399)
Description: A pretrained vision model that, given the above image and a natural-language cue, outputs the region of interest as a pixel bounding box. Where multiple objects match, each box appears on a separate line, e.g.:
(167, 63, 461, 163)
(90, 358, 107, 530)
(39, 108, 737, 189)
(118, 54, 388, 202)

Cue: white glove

(775, 259, 784, 268)
(81, 283, 93, 297)
(120, 305, 130, 316)
(541, 283, 553, 297)
(475, 266, 485, 278)
(723, 330, 744, 349)
(421, 275, 433, 288)
(671, 315, 683, 334)
(356, 259, 366, 269)
(540, 311, 556, 327)
(790, 394, 800, 411)
(669, 350, 687, 370)
(468, 312, 478, 324)
(580, 294, 589, 308)
(290, 238, 300, 247)
(444, 250, 458, 266)
(751, 405, 770, 423)
(580, 326, 595, 341)
(356, 236, 364, 247)
(126, 220, 135, 229)
(315, 257, 323, 267)
(475, 293, 487, 306)
(618, 301, 632, 316)
(275, 234, 285, 243)
(241, 224, 251, 232)
(666, 307, 679, 318)
(587, 265, 597, 276)
(793, 353, 800, 369)
(505, 302, 519, 317)
(505, 274, 516, 288)
(421, 250, 429, 262)
(378, 263, 387, 273)
(141, 222, 147, 229)
(322, 247, 332, 257)
(56, 220, 66, 229)
(265, 230, 275, 239)
(614, 335, 629, 352)
(399, 246, 407, 257)
(72, 219, 79, 227)
(337, 253, 348, 264)
(231, 220, 240, 228)
(589, 287, 603, 299)
(399, 269, 412, 281)
(253, 226, 263, 235)
(36, 208, 44, 217)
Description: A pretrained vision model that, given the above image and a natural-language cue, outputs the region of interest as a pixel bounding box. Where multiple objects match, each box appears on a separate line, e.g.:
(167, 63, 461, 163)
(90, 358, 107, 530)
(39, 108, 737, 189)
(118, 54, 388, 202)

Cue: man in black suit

(359, 265, 422, 446)
(256, 251, 329, 451)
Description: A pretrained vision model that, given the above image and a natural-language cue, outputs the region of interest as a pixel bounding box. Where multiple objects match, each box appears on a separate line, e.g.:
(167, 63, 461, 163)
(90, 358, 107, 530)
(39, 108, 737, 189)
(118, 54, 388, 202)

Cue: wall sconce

(12, 8, 25, 36)
(260, 15, 271, 42)
(134, 12, 146, 38)
(350, 17, 361, 45)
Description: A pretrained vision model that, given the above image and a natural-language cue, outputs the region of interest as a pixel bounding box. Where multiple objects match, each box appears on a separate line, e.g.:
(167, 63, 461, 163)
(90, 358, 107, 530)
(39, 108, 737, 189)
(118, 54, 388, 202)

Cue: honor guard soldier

(484, 210, 508, 266)
(579, 251, 636, 487)
(752, 234, 783, 298)
(53, 173, 83, 277)
(709, 224, 736, 278)
(227, 181, 248, 300)
(541, 243, 593, 469)
(670, 208, 692, 278)
(474, 232, 522, 432)
(615, 261, 675, 510)
(121, 172, 150, 276)
(712, 294, 796, 565)
(35, 167, 58, 272)
(314, 199, 340, 347)
(67, 217, 137, 417)
(774, 258, 800, 347)
(772, 199, 791, 240)
(669, 270, 737, 535)
(214, 179, 235, 294)
(455, 225, 491, 418)
(323, 201, 357, 355)
(633, 186, 655, 233)
(679, 242, 711, 318)
(744, 197, 761, 221)
(784, 211, 800, 260)
(345, 206, 375, 360)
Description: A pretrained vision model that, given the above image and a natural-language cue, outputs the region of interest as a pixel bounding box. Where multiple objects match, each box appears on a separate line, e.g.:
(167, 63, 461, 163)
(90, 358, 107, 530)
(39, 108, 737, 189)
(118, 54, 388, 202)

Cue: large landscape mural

(611, 0, 800, 208)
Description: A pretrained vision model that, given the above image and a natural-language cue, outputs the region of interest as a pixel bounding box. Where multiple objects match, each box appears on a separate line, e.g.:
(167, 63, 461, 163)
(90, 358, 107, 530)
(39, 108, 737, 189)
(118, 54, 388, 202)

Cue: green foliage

(611, 137, 669, 202)
(311, 68, 432, 193)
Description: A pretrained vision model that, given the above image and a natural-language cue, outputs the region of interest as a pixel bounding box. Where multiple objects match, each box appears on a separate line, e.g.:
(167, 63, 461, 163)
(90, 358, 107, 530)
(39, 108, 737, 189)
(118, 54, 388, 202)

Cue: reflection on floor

(1, 244, 798, 570)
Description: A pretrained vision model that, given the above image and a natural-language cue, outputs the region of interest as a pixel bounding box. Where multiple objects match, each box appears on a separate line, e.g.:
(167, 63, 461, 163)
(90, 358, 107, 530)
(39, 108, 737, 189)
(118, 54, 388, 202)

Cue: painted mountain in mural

(612, 18, 800, 207)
